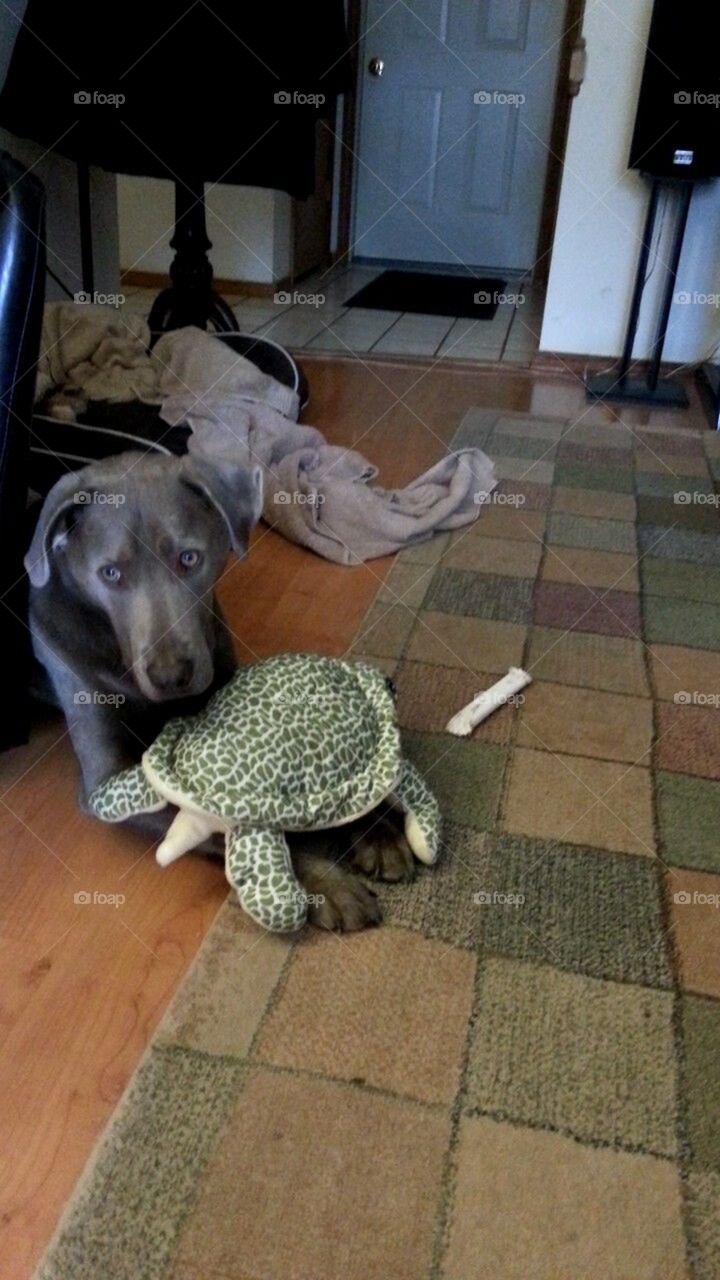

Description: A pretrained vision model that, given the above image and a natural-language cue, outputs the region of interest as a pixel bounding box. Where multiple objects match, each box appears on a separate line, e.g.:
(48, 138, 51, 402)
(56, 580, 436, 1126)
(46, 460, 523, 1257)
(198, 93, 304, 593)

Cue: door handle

(368, 57, 384, 77)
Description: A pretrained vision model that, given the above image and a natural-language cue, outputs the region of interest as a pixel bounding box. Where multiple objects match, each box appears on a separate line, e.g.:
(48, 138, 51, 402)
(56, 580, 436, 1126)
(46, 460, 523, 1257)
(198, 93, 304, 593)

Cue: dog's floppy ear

(180, 456, 264, 558)
(25, 470, 87, 588)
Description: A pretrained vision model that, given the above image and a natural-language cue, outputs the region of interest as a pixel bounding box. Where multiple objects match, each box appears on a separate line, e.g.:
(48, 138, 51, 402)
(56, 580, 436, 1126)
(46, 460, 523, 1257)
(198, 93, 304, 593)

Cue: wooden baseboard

(120, 271, 290, 298)
(531, 351, 691, 378)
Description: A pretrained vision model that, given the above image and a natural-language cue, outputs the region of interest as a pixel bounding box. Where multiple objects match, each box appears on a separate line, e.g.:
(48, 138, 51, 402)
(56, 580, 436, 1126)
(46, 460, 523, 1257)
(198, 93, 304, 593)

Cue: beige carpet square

(173, 1069, 450, 1280)
(541, 545, 640, 592)
(406, 611, 526, 672)
(394, 661, 514, 741)
(469, 506, 547, 542)
(502, 747, 656, 855)
(516, 681, 653, 764)
(156, 900, 292, 1058)
(650, 643, 720, 704)
(254, 927, 475, 1105)
(443, 1117, 687, 1280)
(526, 627, 650, 696)
(552, 485, 637, 522)
(443, 534, 542, 578)
(669, 869, 720, 999)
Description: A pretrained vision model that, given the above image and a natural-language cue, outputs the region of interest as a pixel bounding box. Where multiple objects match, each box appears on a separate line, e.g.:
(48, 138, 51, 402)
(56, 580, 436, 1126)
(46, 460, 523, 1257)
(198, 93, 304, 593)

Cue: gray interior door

(352, 0, 567, 273)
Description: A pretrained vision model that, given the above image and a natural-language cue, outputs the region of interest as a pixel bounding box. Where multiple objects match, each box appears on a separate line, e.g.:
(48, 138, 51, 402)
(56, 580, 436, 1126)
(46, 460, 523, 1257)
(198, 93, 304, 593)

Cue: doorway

(347, 0, 578, 278)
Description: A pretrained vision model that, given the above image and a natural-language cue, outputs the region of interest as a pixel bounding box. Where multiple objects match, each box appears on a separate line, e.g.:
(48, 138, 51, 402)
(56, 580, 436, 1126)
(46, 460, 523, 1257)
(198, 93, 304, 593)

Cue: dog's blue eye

(100, 564, 122, 584)
(179, 549, 201, 569)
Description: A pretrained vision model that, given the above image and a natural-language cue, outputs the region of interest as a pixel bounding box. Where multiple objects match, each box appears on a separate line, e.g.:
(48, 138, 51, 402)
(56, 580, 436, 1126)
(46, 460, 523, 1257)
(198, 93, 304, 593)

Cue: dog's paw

(348, 813, 417, 883)
(307, 869, 382, 932)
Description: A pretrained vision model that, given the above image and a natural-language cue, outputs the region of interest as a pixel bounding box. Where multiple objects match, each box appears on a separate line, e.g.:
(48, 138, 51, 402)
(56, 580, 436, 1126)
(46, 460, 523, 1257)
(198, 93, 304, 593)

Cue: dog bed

(29, 331, 308, 496)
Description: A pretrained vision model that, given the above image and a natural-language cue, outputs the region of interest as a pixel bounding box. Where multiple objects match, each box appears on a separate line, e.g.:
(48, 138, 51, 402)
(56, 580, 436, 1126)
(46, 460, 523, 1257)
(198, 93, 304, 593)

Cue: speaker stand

(586, 177, 693, 407)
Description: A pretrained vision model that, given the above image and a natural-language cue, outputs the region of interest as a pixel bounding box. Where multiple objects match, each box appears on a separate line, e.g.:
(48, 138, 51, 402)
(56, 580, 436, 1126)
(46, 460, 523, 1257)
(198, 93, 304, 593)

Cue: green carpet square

(493, 414, 565, 441)
(638, 525, 720, 567)
(637, 494, 720, 533)
(682, 995, 720, 1173)
(35, 1045, 245, 1280)
(643, 597, 720, 650)
(641, 557, 720, 603)
(373, 821, 493, 947)
(402, 730, 506, 832)
(490, 433, 558, 460)
(547, 512, 637, 554)
(465, 958, 678, 1156)
(684, 1170, 720, 1280)
(425, 567, 534, 624)
(656, 772, 720, 872)
(554, 462, 634, 493)
(636, 471, 716, 498)
(480, 835, 672, 988)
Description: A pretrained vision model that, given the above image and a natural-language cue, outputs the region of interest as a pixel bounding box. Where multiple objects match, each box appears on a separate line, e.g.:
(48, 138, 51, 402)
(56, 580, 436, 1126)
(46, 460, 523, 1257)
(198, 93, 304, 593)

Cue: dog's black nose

(146, 655, 194, 693)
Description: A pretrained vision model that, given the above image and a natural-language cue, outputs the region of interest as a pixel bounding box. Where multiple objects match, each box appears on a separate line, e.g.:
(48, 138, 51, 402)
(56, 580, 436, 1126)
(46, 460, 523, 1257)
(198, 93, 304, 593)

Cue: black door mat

(346, 269, 507, 320)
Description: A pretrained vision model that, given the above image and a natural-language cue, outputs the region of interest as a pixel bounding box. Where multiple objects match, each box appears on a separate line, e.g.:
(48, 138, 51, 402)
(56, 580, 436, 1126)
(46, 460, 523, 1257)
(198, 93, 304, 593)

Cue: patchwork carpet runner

(35, 410, 720, 1280)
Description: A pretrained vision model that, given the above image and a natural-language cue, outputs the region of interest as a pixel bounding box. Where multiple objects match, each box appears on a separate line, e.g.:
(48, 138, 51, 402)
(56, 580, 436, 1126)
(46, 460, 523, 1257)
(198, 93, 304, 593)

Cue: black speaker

(629, 1, 720, 179)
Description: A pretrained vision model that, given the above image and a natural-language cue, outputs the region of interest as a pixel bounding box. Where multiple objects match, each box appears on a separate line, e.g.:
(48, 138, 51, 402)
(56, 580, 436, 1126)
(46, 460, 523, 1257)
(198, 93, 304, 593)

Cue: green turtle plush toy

(88, 653, 440, 932)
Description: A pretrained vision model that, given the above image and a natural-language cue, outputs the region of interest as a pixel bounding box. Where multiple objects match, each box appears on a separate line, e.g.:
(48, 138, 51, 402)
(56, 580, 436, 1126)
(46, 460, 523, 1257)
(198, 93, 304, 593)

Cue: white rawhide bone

(445, 667, 532, 736)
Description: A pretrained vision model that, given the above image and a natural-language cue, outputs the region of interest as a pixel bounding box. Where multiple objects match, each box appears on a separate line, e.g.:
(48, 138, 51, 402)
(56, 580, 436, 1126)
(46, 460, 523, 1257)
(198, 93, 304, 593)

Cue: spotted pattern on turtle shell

(88, 654, 440, 934)
(145, 653, 402, 828)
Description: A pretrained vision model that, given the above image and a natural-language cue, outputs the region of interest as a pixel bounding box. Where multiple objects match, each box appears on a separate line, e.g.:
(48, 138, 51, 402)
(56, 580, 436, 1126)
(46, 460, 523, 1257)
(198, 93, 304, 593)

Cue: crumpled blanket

(36, 306, 497, 564)
(35, 304, 157, 407)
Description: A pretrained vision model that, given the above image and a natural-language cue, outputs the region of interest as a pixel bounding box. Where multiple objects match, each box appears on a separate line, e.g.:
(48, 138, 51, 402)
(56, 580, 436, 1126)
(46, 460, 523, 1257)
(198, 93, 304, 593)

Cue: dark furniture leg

(147, 177, 238, 338)
(0, 152, 46, 749)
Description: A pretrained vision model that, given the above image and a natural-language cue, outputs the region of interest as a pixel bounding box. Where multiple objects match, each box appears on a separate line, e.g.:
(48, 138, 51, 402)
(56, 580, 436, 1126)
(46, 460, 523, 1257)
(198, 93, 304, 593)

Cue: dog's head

(25, 450, 263, 701)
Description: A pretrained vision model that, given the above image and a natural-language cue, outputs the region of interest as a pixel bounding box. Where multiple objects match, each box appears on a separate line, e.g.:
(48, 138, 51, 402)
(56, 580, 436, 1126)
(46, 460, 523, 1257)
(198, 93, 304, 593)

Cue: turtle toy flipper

(89, 764, 169, 823)
(391, 757, 441, 865)
(225, 828, 307, 933)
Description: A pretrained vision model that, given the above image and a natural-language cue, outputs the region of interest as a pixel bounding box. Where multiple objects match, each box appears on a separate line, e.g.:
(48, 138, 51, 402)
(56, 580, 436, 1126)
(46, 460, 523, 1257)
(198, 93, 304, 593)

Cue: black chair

(0, 150, 46, 749)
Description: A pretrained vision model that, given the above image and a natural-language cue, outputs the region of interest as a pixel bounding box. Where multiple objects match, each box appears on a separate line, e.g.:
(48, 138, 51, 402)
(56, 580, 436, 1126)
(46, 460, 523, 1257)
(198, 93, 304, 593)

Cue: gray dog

(25, 450, 415, 929)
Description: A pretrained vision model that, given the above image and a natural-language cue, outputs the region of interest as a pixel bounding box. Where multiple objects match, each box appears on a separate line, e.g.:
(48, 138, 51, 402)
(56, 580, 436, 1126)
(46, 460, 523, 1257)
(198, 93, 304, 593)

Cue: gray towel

(156, 328, 497, 564)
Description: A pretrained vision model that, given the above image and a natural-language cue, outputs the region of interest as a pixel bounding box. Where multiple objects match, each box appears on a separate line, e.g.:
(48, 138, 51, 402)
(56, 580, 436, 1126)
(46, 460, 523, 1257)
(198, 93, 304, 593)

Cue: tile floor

(122, 263, 545, 366)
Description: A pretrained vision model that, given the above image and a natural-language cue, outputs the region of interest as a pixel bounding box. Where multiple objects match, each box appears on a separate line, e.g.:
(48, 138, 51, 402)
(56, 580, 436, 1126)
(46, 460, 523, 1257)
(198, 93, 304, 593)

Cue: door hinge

(568, 37, 587, 97)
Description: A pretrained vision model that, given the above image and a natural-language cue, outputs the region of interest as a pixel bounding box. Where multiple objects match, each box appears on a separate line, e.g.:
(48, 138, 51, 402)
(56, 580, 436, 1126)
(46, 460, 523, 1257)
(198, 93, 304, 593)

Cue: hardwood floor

(0, 354, 707, 1279)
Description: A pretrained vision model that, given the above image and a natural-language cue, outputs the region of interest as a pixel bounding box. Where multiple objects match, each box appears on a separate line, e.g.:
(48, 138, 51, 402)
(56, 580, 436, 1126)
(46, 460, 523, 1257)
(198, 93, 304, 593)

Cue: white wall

(540, 0, 720, 363)
(117, 175, 291, 285)
(1, 1, 119, 301)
